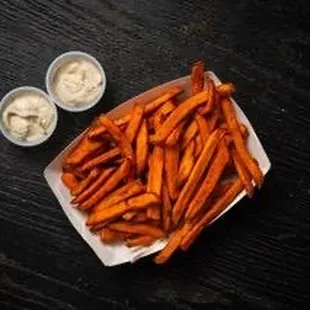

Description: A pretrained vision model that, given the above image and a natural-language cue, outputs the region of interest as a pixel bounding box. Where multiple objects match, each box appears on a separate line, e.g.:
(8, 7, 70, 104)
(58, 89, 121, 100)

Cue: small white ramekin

(0, 86, 58, 147)
(45, 51, 106, 112)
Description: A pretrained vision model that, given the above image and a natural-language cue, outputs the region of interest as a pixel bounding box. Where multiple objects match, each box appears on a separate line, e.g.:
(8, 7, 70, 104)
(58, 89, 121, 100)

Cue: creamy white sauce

(2, 93, 55, 141)
(53, 59, 103, 106)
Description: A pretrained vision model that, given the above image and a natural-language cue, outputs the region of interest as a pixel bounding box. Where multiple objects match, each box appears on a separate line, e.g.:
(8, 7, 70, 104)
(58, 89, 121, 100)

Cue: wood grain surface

(1, 0, 310, 309)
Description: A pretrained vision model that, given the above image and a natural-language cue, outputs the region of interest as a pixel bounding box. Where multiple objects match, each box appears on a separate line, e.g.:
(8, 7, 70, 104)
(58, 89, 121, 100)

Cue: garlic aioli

(53, 59, 103, 106)
(2, 93, 55, 141)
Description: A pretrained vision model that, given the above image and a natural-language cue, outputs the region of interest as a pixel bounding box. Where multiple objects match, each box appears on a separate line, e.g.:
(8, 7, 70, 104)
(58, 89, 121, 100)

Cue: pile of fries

(61, 61, 264, 264)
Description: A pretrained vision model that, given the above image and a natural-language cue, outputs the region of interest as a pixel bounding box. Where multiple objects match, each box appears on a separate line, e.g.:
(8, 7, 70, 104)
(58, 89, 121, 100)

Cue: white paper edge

(43, 71, 271, 266)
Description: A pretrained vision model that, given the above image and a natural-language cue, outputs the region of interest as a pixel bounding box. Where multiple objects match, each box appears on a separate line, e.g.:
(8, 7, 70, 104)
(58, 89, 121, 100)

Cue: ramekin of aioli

(46, 51, 106, 112)
(0, 87, 58, 147)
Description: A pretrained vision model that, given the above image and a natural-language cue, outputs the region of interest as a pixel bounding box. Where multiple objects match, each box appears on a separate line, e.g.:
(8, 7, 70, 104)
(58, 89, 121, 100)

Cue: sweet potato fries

(61, 61, 264, 264)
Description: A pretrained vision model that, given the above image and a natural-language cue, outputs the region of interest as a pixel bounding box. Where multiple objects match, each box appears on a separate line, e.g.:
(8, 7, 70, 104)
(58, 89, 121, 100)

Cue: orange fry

(71, 167, 115, 205)
(162, 183, 173, 233)
(86, 193, 160, 226)
(208, 104, 221, 132)
(177, 139, 195, 187)
(135, 119, 148, 176)
(165, 119, 186, 146)
(100, 228, 131, 244)
(185, 142, 230, 220)
(172, 129, 225, 226)
(181, 119, 198, 150)
(79, 160, 131, 210)
(154, 225, 189, 264)
(191, 61, 205, 95)
(198, 79, 216, 115)
(217, 83, 236, 97)
(164, 145, 179, 200)
(98, 115, 134, 162)
(147, 146, 164, 196)
(123, 211, 138, 221)
(180, 179, 244, 251)
(146, 206, 161, 221)
(88, 114, 131, 139)
(221, 98, 264, 187)
(63, 133, 103, 168)
(144, 87, 182, 115)
(109, 222, 165, 238)
(194, 133, 203, 158)
(152, 91, 209, 144)
(195, 113, 209, 144)
(125, 103, 144, 143)
(61, 172, 79, 191)
(232, 148, 254, 197)
(157, 100, 176, 116)
(79, 148, 120, 172)
(92, 180, 145, 212)
(133, 212, 147, 222)
(71, 168, 100, 196)
(126, 235, 156, 247)
(147, 115, 164, 197)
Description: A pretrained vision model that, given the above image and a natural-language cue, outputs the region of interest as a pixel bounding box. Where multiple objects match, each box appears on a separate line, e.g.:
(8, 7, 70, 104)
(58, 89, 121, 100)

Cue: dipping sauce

(52, 59, 103, 107)
(2, 92, 55, 141)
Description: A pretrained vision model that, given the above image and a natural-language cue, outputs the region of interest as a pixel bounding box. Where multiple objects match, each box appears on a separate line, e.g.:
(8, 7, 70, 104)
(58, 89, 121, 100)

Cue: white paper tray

(44, 72, 271, 266)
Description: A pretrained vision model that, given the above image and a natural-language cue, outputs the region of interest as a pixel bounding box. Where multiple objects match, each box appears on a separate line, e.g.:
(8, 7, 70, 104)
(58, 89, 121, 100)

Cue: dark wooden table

(1, 1, 310, 309)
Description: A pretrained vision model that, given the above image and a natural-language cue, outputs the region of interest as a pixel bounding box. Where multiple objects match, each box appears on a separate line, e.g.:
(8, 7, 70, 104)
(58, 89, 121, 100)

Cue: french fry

(86, 193, 160, 226)
(221, 97, 264, 187)
(172, 129, 225, 226)
(147, 113, 165, 220)
(217, 83, 236, 97)
(191, 61, 205, 95)
(162, 183, 172, 232)
(109, 222, 165, 238)
(232, 148, 254, 197)
(100, 228, 131, 244)
(208, 104, 221, 132)
(195, 113, 209, 144)
(147, 114, 164, 197)
(152, 91, 209, 144)
(184, 141, 230, 221)
(135, 119, 148, 176)
(98, 115, 134, 162)
(88, 114, 131, 139)
(72, 167, 115, 204)
(146, 206, 161, 221)
(125, 103, 144, 143)
(177, 139, 195, 187)
(147, 146, 164, 196)
(79, 148, 120, 172)
(157, 100, 175, 116)
(180, 179, 244, 251)
(164, 145, 179, 200)
(194, 134, 203, 158)
(144, 87, 182, 114)
(133, 212, 147, 222)
(198, 79, 216, 115)
(79, 160, 131, 210)
(125, 235, 156, 247)
(63, 133, 103, 168)
(92, 180, 145, 212)
(181, 119, 198, 150)
(61, 172, 79, 191)
(165, 119, 186, 146)
(71, 168, 100, 196)
(154, 225, 190, 264)
(123, 211, 138, 221)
